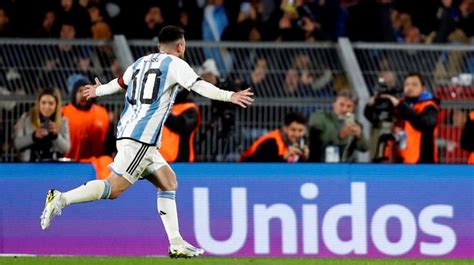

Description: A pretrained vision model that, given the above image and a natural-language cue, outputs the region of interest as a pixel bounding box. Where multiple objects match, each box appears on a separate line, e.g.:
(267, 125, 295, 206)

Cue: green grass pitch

(1, 257, 473, 265)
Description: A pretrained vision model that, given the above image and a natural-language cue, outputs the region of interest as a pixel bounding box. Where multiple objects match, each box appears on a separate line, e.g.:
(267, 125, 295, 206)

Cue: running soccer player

(40, 25, 254, 258)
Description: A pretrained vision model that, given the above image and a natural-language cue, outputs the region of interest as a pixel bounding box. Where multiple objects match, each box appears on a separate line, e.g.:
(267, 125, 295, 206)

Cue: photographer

(363, 77, 401, 162)
(13, 88, 70, 162)
(198, 59, 242, 160)
(365, 73, 440, 164)
(241, 112, 309, 162)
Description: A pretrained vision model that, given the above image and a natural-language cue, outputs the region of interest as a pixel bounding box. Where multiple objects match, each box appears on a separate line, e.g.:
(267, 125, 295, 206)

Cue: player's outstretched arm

(230, 88, 254, 108)
(191, 80, 254, 108)
(84, 77, 124, 100)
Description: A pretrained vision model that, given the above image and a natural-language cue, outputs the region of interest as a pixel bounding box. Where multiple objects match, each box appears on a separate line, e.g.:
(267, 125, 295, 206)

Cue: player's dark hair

(405, 72, 425, 86)
(284, 112, 307, 126)
(158, 25, 185, 44)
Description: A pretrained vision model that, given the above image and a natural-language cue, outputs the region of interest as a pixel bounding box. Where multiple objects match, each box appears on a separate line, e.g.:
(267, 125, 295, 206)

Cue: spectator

(88, 3, 112, 40)
(13, 88, 70, 162)
(39, 21, 93, 91)
(160, 88, 201, 163)
(35, 9, 58, 38)
(461, 110, 474, 164)
(366, 73, 440, 164)
(202, 0, 232, 76)
(61, 76, 109, 161)
(282, 67, 315, 97)
(222, 1, 261, 41)
(0, 6, 13, 37)
(308, 89, 368, 162)
(404, 26, 422, 43)
(135, 4, 165, 39)
(56, 0, 91, 38)
(457, 0, 474, 38)
(248, 57, 270, 97)
(241, 111, 309, 162)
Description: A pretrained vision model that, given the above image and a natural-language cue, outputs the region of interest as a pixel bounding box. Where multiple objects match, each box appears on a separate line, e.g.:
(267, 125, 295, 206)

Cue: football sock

(62, 180, 111, 206)
(157, 191, 182, 243)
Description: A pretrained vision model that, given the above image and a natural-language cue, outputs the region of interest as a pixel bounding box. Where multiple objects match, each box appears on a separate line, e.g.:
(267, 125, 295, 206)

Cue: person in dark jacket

(365, 72, 439, 164)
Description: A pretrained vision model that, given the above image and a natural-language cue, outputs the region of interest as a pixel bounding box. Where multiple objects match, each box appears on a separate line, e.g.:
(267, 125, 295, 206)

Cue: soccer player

(40, 25, 254, 258)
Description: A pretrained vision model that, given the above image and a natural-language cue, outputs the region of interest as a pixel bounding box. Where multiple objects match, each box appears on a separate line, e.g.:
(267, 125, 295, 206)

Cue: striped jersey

(116, 53, 199, 147)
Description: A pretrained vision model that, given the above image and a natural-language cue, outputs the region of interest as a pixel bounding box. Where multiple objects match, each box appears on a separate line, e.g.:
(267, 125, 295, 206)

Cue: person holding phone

(308, 89, 368, 163)
(241, 112, 309, 162)
(13, 88, 70, 162)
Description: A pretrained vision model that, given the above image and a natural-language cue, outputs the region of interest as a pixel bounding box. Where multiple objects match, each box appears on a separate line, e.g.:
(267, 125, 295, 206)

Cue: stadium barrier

(1, 38, 472, 163)
(1, 163, 472, 258)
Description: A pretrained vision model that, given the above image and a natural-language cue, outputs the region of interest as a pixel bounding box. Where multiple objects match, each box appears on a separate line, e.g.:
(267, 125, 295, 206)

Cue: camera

(210, 78, 242, 136)
(372, 78, 400, 124)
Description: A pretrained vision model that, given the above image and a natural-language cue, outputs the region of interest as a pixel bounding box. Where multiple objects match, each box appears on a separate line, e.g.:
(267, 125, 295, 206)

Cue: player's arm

(83, 77, 126, 100)
(84, 61, 134, 100)
(191, 80, 254, 108)
(172, 59, 254, 108)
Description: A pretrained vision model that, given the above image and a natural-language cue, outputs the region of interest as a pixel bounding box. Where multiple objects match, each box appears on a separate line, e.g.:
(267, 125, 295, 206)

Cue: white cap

(198, 59, 220, 78)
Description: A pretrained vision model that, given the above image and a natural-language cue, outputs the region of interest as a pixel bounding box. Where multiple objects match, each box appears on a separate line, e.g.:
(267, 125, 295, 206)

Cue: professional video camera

(371, 78, 401, 124)
(368, 78, 402, 163)
(210, 78, 242, 135)
(208, 78, 244, 161)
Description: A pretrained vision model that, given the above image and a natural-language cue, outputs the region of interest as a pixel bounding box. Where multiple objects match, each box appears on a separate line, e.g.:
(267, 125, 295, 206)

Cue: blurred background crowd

(0, 0, 473, 43)
(0, 0, 473, 168)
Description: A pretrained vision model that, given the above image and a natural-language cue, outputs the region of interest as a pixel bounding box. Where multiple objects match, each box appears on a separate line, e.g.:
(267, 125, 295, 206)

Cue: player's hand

(83, 77, 102, 100)
(231, 88, 254, 108)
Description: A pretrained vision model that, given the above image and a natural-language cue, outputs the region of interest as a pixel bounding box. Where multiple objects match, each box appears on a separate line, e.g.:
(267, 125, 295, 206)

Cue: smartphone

(344, 113, 355, 126)
(299, 138, 305, 150)
(41, 118, 51, 130)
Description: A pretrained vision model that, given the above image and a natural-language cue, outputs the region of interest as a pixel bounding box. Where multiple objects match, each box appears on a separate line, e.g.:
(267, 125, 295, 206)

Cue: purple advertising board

(0, 163, 472, 258)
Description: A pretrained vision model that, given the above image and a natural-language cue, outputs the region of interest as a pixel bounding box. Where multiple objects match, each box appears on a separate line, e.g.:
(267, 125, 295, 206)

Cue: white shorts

(109, 139, 169, 184)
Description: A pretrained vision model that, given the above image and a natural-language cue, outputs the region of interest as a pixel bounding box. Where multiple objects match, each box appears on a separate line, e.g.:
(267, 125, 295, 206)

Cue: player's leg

(40, 174, 132, 231)
(40, 139, 147, 230)
(145, 155, 204, 258)
(40, 172, 131, 230)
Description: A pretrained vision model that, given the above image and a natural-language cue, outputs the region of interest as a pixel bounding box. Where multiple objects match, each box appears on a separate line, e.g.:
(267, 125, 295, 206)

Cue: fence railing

(0, 38, 472, 163)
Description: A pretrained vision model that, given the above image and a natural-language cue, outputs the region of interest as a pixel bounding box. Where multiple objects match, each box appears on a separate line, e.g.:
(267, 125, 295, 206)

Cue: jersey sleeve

(169, 59, 200, 90)
(118, 58, 141, 88)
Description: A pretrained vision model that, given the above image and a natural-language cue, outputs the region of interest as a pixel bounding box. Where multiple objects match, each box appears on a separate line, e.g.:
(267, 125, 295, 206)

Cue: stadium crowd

(0, 0, 473, 165)
(0, 0, 472, 43)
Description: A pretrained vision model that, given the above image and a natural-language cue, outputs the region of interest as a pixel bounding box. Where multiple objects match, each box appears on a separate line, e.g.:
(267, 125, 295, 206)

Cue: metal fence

(128, 41, 348, 98)
(354, 43, 474, 163)
(0, 96, 331, 162)
(0, 39, 119, 96)
(0, 38, 472, 163)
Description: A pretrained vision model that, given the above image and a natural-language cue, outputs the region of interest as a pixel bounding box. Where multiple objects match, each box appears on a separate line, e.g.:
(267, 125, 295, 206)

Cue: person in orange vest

(241, 112, 309, 162)
(461, 110, 474, 164)
(160, 88, 201, 162)
(62, 76, 112, 179)
(379, 72, 440, 164)
(62, 77, 110, 161)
